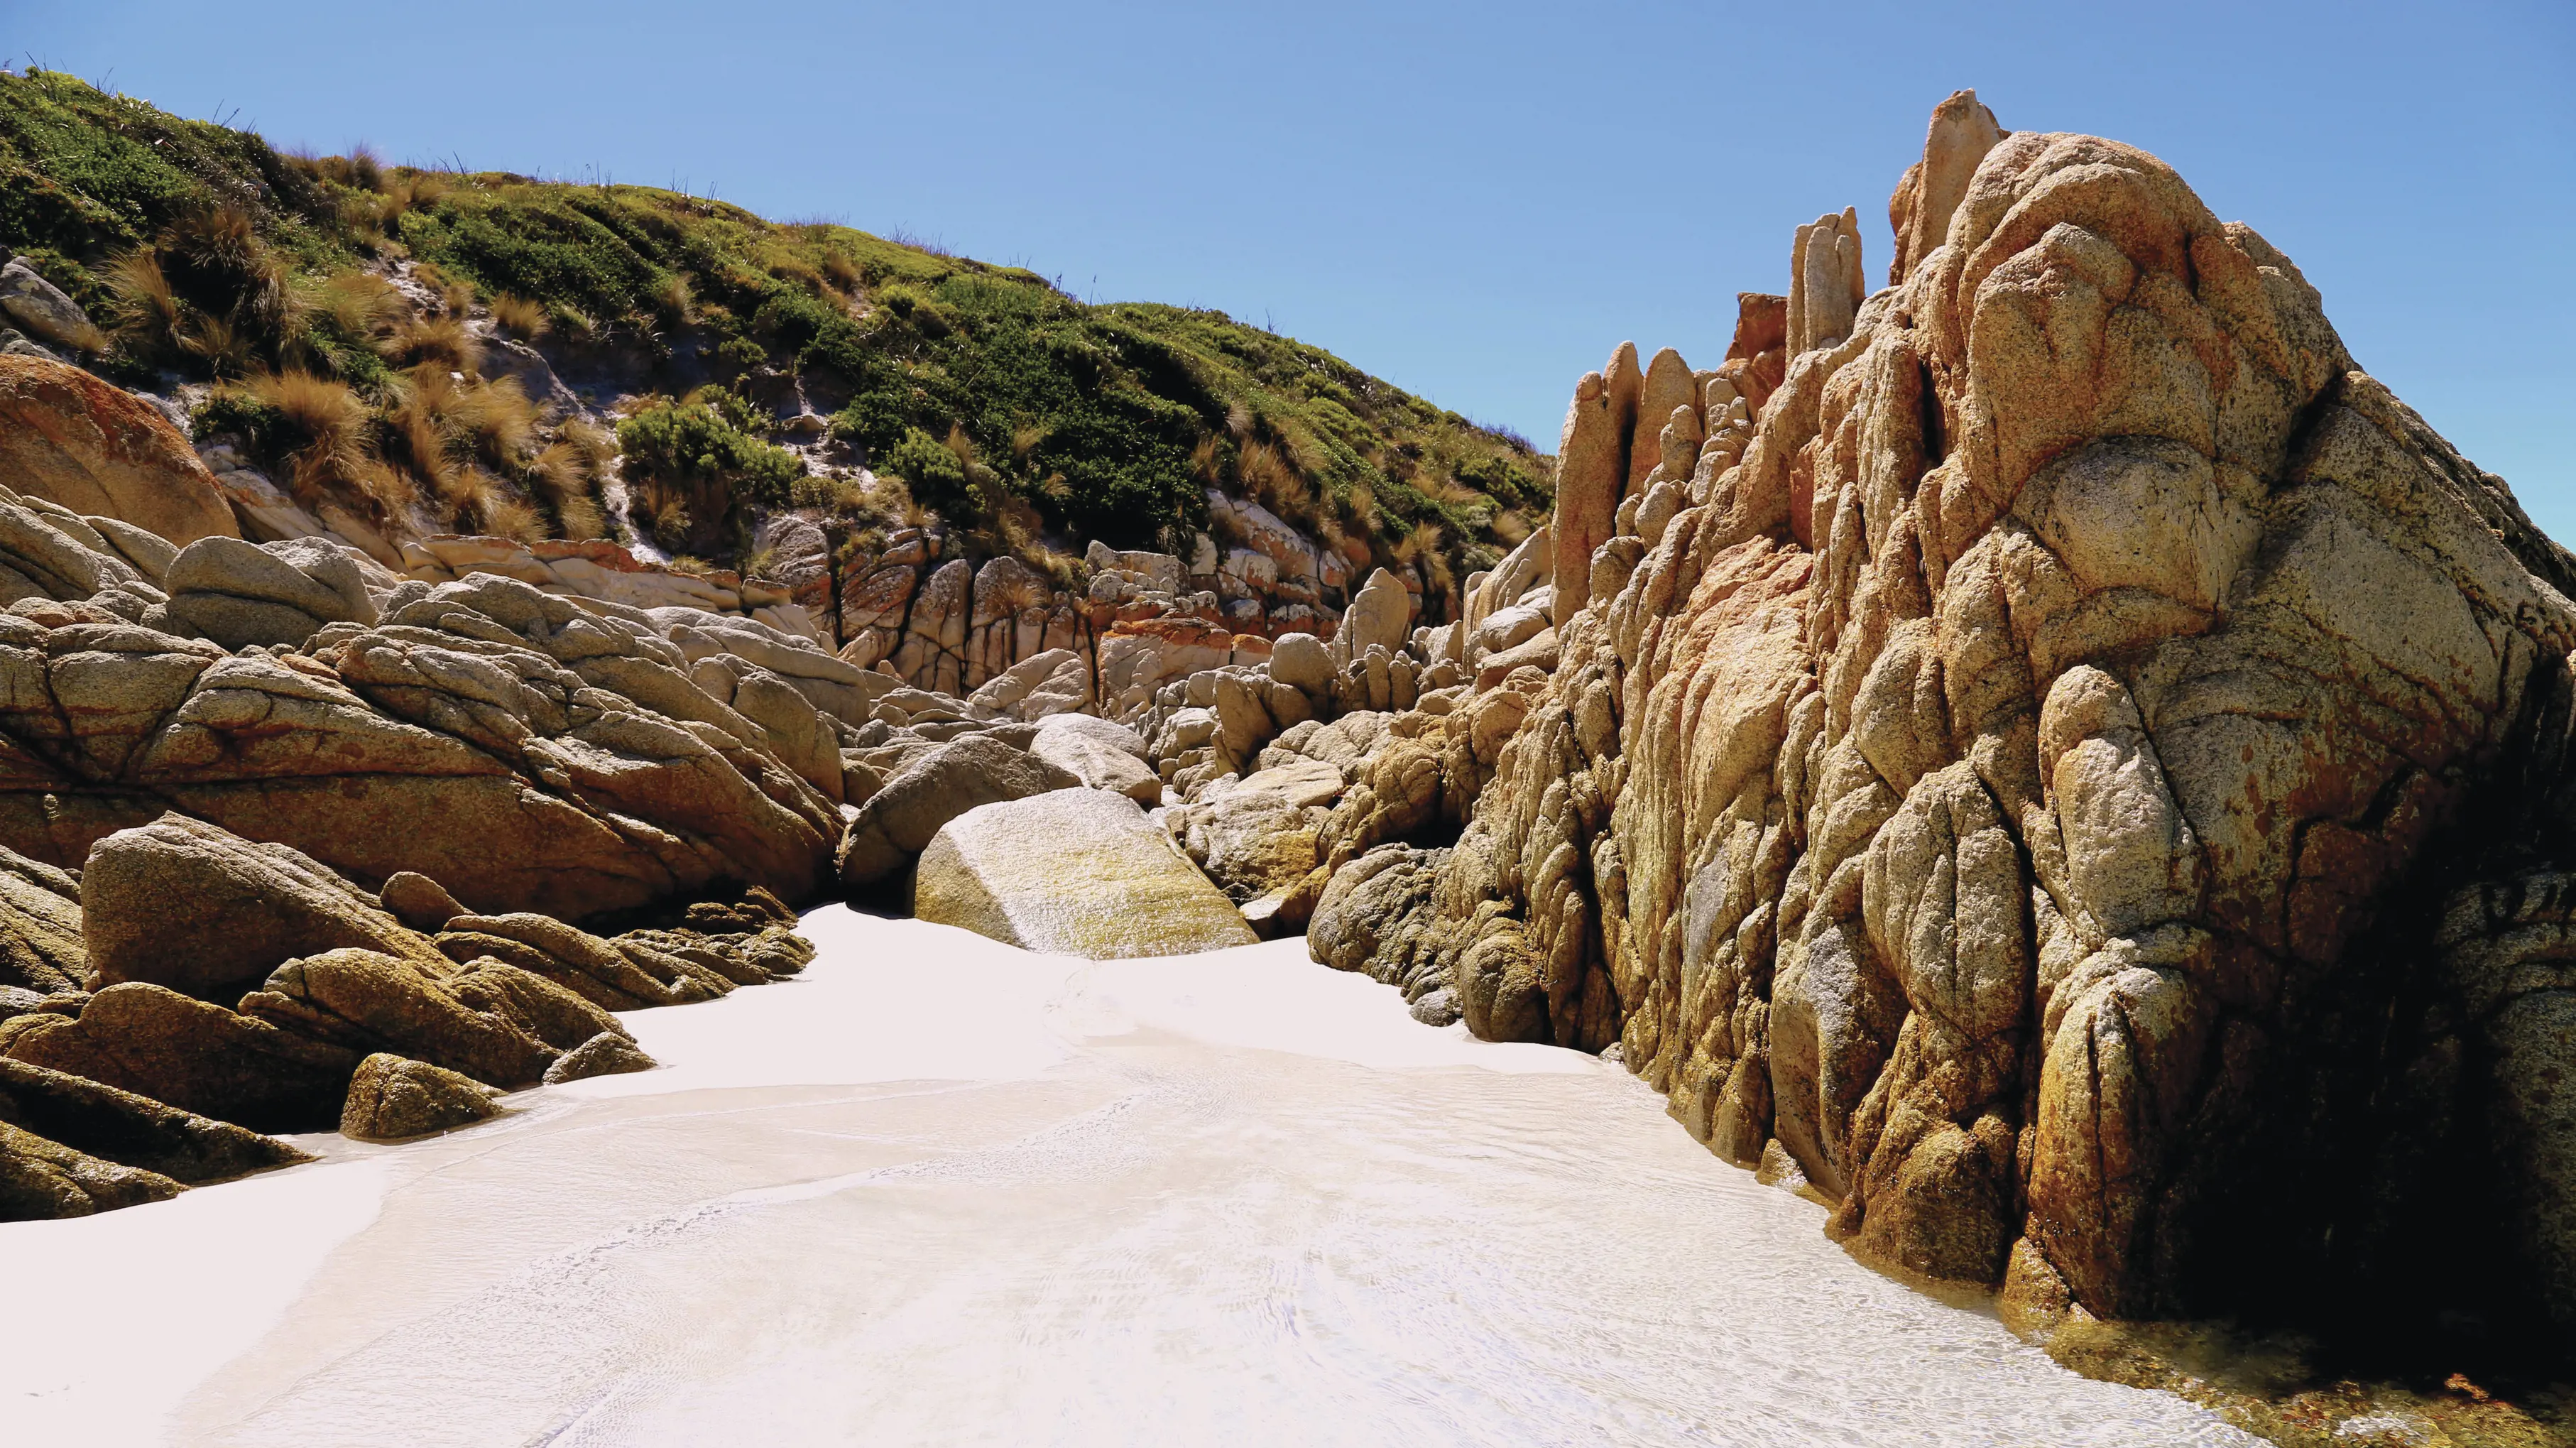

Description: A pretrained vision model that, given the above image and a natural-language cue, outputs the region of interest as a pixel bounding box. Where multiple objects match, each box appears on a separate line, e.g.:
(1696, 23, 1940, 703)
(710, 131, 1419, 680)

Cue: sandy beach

(3, 907, 2256, 1446)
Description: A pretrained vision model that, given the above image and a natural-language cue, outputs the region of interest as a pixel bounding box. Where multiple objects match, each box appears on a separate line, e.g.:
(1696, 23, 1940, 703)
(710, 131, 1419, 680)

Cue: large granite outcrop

(1312, 97, 2576, 1341)
(84, 812, 447, 999)
(0, 354, 238, 547)
(0, 520, 844, 920)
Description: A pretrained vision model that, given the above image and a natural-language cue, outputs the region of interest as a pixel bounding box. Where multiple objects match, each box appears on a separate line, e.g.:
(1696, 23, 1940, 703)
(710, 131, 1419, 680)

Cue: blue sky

(15, 1, 2574, 534)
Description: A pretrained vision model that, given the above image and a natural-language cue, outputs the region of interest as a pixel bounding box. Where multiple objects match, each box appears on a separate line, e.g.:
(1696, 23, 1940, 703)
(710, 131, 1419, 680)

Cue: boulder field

(0, 327, 1354, 1216)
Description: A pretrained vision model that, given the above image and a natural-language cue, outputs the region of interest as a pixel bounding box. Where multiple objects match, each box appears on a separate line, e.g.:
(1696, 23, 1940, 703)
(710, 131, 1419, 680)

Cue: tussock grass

(489, 292, 549, 339)
(104, 249, 183, 357)
(387, 313, 480, 373)
(315, 269, 404, 341)
(447, 374, 537, 466)
(241, 369, 374, 503)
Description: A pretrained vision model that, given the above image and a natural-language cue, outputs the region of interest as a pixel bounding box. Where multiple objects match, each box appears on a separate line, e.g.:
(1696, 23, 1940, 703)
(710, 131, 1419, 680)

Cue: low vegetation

(0, 66, 1551, 592)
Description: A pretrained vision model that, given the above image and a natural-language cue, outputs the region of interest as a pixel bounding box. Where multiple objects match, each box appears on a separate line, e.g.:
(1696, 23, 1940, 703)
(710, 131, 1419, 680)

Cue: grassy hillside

(0, 66, 1549, 594)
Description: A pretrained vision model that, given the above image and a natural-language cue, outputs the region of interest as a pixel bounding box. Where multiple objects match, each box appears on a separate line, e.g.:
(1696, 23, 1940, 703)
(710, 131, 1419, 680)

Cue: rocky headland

(0, 70, 2567, 1444)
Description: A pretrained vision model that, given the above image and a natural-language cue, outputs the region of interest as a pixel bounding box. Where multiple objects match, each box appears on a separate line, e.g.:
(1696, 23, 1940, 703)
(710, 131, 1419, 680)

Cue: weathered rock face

(0, 354, 237, 547)
(542, 1030, 657, 1084)
(338, 1052, 498, 1141)
(396, 535, 818, 643)
(0, 1055, 311, 1220)
(0, 260, 101, 352)
(0, 813, 805, 1153)
(966, 647, 1091, 722)
(0, 545, 843, 920)
(1323, 104, 2576, 1339)
(1887, 89, 2007, 285)
(381, 871, 467, 932)
(821, 472, 1419, 709)
(0, 1056, 310, 1182)
(1787, 208, 1866, 357)
(837, 732, 1080, 887)
(1552, 350, 1636, 627)
(0, 1118, 180, 1218)
(84, 813, 444, 1001)
(1338, 569, 1416, 660)
(913, 788, 1256, 957)
(163, 535, 379, 649)
(1, 981, 361, 1131)
(1168, 756, 1343, 905)
(0, 845, 84, 994)
(1027, 714, 1159, 802)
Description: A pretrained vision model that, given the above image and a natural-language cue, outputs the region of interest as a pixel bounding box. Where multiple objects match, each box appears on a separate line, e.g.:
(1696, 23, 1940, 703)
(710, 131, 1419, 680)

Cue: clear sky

(14, 1, 2574, 533)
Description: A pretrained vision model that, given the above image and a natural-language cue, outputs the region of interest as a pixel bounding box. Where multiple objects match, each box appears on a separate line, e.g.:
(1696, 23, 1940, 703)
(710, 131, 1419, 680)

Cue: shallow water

(2, 908, 2259, 1446)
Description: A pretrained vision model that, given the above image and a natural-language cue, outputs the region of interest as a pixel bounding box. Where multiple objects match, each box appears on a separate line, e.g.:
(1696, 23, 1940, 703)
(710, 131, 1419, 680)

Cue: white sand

(0, 907, 2258, 1446)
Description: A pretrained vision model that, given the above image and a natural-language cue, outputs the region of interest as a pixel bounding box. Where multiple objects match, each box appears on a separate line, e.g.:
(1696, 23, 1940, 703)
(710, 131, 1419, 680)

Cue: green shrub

(829, 388, 912, 454)
(616, 396, 803, 506)
(402, 190, 667, 322)
(190, 386, 285, 451)
(750, 288, 836, 352)
(877, 427, 969, 518)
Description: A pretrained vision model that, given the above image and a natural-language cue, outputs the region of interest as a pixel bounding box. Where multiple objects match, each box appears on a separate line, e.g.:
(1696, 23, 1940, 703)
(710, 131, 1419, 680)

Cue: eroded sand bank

(4, 908, 2256, 1446)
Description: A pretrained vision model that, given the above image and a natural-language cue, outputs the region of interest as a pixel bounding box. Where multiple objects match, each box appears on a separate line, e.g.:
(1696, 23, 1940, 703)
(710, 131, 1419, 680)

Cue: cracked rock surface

(1313, 100, 2576, 1339)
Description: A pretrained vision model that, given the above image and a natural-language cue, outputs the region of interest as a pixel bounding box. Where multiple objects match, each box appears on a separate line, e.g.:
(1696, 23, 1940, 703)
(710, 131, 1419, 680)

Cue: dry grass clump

(1316, 516, 1368, 572)
(1433, 474, 1485, 509)
(993, 492, 1045, 555)
(787, 469, 873, 515)
(163, 205, 289, 334)
(378, 369, 466, 513)
(489, 293, 549, 339)
(477, 492, 549, 543)
(292, 144, 386, 193)
(1394, 521, 1453, 596)
(244, 370, 373, 502)
(642, 492, 692, 552)
(365, 366, 568, 536)
(184, 313, 261, 377)
(520, 423, 611, 538)
(388, 169, 449, 213)
(1022, 540, 1084, 591)
(446, 374, 539, 464)
(413, 261, 474, 316)
(1238, 439, 1312, 523)
(107, 203, 298, 374)
(1335, 479, 1382, 535)
(386, 313, 481, 373)
(314, 269, 405, 342)
(852, 474, 931, 532)
(104, 249, 183, 354)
